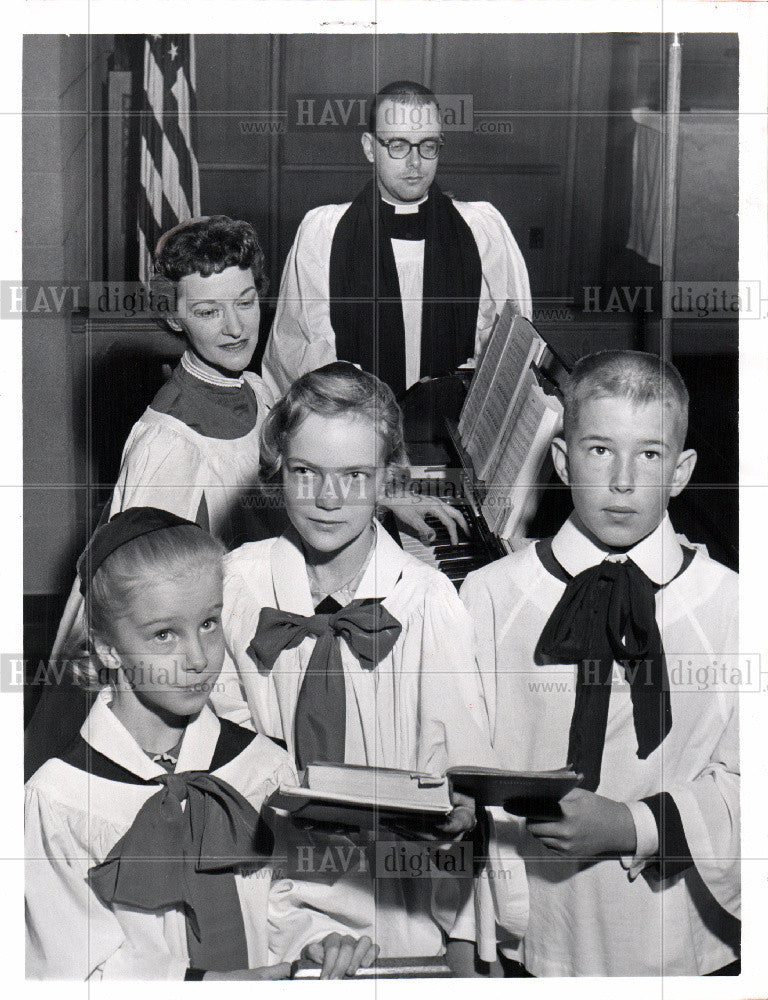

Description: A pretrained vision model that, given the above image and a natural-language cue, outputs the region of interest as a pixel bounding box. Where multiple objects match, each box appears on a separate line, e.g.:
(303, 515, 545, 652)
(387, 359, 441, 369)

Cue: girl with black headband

(25, 507, 377, 980)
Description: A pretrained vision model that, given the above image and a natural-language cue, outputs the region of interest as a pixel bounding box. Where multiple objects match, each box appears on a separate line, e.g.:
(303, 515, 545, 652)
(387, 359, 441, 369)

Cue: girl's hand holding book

(202, 933, 377, 981)
(384, 788, 477, 844)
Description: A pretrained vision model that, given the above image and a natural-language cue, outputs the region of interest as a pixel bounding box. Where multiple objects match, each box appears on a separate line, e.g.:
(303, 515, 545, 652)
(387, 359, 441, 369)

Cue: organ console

(398, 308, 570, 587)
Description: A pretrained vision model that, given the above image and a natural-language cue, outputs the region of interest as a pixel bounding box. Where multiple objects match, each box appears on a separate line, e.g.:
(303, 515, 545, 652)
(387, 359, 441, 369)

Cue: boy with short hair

(461, 350, 739, 976)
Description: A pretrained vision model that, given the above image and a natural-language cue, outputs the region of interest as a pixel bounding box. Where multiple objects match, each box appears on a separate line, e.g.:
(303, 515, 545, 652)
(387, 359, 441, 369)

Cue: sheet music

(475, 318, 545, 480)
(458, 304, 511, 442)
(463, 315, 544, 474)
(490, 383, 562, 538)
(479, 366, 536, 527)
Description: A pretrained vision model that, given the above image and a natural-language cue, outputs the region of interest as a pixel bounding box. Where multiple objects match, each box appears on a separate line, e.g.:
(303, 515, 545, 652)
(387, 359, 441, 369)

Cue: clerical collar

(378, 194, 428, 240)
(381, 193, 429, 215)
(181, 349, 245, 388)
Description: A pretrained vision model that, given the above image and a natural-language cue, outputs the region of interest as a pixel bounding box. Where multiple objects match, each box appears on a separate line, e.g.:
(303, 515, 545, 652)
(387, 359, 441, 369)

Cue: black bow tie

(535, 556, 672, 792)
(248, 596, 402, 770)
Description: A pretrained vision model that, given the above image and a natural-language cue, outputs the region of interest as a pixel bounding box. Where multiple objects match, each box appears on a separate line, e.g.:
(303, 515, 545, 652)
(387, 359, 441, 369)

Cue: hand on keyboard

(380, 494, 468, 546)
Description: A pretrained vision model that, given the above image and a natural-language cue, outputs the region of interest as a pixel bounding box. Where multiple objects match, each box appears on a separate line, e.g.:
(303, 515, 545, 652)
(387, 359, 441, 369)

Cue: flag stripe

(137, 35, 201, 283)
(141, 135, 163, 223)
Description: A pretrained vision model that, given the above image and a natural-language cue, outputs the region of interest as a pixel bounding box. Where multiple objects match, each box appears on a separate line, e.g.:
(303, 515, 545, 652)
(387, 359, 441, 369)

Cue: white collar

(551, 513, 684, 586)
(181, 349, 245, 388)
(354, 521, 408, 599)
(269, 521, 407, 614)
(81, 688, 222, 779)
(381, 193, 428, 215)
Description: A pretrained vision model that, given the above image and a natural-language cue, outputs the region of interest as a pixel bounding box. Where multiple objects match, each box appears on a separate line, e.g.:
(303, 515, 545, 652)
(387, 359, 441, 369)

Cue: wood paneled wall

(195, 34, 613, 302)
(23, 35, 111, 592)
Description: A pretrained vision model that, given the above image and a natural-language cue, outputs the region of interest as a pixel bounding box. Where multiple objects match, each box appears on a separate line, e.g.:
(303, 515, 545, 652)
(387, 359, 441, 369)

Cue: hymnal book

(291, 955, 453, 979)
(302, 762, 449, 806)
(447, 766, 581, 819)
(274, 762, 452, 828)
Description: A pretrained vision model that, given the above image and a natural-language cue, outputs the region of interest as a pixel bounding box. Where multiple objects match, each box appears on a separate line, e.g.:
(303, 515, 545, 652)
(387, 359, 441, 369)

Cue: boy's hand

(303, 933, 378, 979)
(526, 788, 637, 858)
(380, 494, 468, 546)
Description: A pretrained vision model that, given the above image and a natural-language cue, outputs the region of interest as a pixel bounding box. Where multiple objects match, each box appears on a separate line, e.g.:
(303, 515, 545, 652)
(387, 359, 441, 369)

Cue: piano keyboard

(399, 495, 497, 589)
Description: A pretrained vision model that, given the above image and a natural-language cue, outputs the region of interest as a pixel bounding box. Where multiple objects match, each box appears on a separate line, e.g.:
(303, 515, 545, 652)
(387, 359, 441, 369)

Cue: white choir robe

(25, 691, 363, 980)
(261, 199, 532, 398)
(213, 522, 500, 957)
(460, 514, 740, 976)
(45, 356, 274, 675)
(110, 365, 274, 541)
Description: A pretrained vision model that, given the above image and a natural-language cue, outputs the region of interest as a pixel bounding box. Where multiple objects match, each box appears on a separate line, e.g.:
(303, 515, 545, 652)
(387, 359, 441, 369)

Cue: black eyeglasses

(374, 136, 444, 160)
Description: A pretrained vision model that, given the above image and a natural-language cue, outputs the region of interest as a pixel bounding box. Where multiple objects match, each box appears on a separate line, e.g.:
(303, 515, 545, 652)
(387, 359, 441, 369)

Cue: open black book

(446, 765, 581, 820)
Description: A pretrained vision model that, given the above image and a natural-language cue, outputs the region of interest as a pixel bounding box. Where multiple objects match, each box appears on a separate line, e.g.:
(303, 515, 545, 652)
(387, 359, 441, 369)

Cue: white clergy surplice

(461, 514, 740, 977)
(43, 351, 275, 693)
(261, 198, 532, 398)
(217, 522, 495, 775)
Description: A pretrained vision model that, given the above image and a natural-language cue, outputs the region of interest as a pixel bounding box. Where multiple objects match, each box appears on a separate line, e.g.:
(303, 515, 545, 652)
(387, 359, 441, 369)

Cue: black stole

(329, 180, 482, 397)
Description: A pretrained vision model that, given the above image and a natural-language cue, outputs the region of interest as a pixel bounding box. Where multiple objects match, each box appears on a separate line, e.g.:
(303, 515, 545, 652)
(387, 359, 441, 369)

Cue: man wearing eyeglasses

(263, 81, 531, 401)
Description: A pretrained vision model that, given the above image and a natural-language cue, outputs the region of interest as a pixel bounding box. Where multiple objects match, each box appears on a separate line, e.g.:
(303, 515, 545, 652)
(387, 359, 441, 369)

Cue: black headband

(77, 507, 201, 596)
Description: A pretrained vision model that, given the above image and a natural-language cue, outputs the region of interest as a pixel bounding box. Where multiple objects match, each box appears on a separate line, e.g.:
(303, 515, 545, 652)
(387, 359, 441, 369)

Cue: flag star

(169, 42, 179, 61)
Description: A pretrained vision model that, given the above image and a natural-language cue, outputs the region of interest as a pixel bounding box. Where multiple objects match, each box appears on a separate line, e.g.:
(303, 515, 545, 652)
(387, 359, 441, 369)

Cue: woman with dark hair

(113, 215, 273, 546)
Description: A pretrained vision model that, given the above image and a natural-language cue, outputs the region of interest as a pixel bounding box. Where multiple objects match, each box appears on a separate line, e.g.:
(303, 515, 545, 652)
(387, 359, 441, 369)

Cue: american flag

(137, 35, 201, 283)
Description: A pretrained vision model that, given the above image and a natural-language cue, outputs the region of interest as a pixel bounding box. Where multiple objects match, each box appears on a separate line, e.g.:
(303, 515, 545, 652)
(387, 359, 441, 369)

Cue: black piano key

(433, 543, 475, 557)
(428, 531, 453, 545)
(437, 558, 483, 575)
(435, 551, 481, 565)
(442, 567, 475, 583)
(440, 553, 482, 566)
(424, 518, 449, 529)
